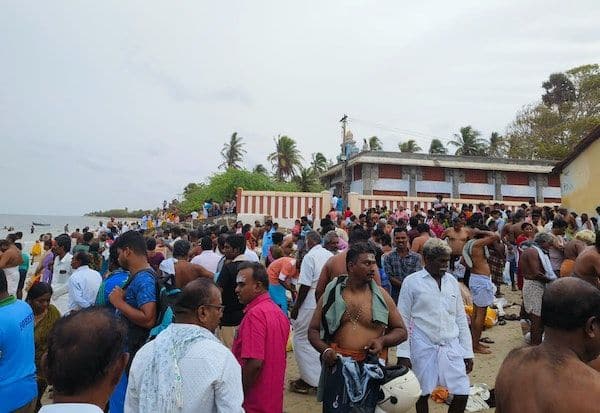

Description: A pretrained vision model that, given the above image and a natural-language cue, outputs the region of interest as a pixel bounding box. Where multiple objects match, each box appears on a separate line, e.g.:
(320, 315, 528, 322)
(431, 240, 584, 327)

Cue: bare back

(519, 247, 546, 281)
(496, 346, 600, 413)
(573, 247, 600, 288)
(174, 261, 213, 289)
(0, 246, 23, 268)
(444, 227, 468, 256)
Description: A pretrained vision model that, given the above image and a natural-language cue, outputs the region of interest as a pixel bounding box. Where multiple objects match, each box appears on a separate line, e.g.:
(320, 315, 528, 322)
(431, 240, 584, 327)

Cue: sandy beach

(282, 288, 524, 413)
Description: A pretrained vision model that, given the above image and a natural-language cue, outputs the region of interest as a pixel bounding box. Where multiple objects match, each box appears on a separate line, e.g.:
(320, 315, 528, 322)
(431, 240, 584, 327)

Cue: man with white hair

(397, 238, 473, 413)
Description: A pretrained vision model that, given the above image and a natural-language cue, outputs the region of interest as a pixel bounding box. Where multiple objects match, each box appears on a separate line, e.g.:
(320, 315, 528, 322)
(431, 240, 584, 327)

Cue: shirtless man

(441, 217, 469, 261)
(308, 242, 407, 411)
(0, 238, 24, 296)
(561, 232, 590, 277)
(314, 227, 381, 301)
(411, 223, 431, 255)
(495, 277, 600, 413)
(573, 234, 600, 288)
(464, 228, 499, 354)
(519, 232, 556, 345)
(167, 239, 213, 288)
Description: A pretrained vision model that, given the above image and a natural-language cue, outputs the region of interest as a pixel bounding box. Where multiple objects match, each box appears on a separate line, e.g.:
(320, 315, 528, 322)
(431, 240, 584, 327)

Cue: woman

(34, 240, 54, 284)
(25, 282, 61, 410)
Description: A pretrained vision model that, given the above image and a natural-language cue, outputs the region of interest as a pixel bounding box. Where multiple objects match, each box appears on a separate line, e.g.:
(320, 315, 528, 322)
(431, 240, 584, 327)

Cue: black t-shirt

(217, 258, 247, 326)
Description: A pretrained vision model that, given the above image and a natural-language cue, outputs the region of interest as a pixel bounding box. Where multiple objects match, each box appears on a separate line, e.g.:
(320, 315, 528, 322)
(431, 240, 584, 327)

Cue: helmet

(375, 365, 421, 413)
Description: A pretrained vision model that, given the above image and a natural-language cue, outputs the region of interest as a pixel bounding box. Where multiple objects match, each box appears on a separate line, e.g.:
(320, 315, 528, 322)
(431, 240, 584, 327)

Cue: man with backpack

(108, 231, 157, 413)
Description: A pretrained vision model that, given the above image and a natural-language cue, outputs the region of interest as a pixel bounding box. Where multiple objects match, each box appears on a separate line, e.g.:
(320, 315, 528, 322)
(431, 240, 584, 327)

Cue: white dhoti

(3, 266, 20, 296)
(291, 305, 320, 387)
(410, 328, 470, 396)
(52, 282, 70, 314)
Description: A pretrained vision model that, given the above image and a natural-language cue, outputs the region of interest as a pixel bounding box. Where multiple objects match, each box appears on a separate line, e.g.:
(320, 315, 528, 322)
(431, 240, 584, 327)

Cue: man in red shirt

(233, 262, 290, 413)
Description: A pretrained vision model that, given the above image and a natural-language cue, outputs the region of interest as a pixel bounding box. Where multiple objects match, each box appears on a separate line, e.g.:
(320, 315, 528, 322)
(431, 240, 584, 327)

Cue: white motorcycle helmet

(375, 365, 421, 413)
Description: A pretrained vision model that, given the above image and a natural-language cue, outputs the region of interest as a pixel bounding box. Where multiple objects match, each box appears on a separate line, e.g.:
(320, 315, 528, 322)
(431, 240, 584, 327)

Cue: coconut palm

(267, 135, 304, 181)
(310, 152, 329, 175)
(486, 132, 508, 158)
(398, 139, 422, 153)
(368, 136, 383, 151)
(448, 126, 486, 156)
(219, 132, 246, 169)
(293, 166, 318, 192)
(253, 164, 268, 174)
(428, 139, 447, 155)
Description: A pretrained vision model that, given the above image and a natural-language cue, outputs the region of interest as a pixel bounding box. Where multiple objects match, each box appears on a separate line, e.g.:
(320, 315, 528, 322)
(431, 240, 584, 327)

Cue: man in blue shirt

(0, 268, 37, 412)
(261, 220, 275, 261)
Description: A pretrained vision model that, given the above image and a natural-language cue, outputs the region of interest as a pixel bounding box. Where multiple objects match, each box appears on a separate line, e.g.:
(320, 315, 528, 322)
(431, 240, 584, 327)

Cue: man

(40, 307, 129, 412)
(0, 238, 24, 296)
(126, 278, 243, 412)
(266, 255, 298, 313)
(323, 230, 340, 254)
(160, 240, 213, 288)
(191, 235, 222, 274)
(573, 233, 600, 288)
(411, 223, 432, 255)
(233, 262, 290, 413)
(73, 231, 93, 255)
(495, 278, 600, 412)
(308, 243, 407, 411)
(441, 217, 469, 263)
(397, 239, 473, 413)
(487, 221, 507, 296)
(68, 251, 102, 312)
(289, 231, 333, 393)
(384, 227, 423, 304)
(315, 227, 381, 301)
(51, 234, 73, 313)
(549, 218, 567, 277)
(464, 227, 499, 354)
(261, 220, 275, 261)
(0, 268, 37, 412)
(108, 231, 158, 413)
(216, 234, 248, 348)
(519, 232, 557, 345)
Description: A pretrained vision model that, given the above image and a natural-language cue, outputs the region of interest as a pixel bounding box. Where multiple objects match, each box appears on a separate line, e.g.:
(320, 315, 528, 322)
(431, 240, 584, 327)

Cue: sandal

(479, 337, 494, 344)
(498, 319, 507, 326)
(289, 379, 310, 394)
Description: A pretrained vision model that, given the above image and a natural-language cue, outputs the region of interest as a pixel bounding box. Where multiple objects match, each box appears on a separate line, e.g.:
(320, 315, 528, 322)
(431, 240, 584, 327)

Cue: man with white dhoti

(50, 234, 73, 314)
(289, 231, 333, 393)
(397, 238, 473, 413)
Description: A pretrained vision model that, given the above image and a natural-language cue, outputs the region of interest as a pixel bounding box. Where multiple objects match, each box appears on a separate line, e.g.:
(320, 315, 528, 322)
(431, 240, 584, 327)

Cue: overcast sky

(1, 1, 598, 215)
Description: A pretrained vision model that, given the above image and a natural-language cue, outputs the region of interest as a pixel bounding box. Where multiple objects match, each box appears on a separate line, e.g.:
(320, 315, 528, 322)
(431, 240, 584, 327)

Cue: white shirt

(125, 324, 244, 413)
(40, 403, 103, 413)
(52, 253, 73, 299)
(191, 250, 222, 273)
(191, 211, 199, 220)
(244, 249, 259, 262)
(68, 265, 102, 311)
(298, 244, 333, 309)
(397, 269, 473, 359)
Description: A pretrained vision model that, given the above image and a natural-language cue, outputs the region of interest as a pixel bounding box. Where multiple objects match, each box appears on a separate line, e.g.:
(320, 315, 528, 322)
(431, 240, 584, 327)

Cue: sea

(0, 214, 114, 249)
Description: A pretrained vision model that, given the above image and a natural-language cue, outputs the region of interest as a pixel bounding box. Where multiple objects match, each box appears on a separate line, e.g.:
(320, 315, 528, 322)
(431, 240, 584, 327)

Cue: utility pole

(339, 114, 348, 205)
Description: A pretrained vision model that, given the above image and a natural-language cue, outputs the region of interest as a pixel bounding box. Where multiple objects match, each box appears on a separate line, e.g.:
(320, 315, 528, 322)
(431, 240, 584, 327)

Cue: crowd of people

(2, 195, 600, 413)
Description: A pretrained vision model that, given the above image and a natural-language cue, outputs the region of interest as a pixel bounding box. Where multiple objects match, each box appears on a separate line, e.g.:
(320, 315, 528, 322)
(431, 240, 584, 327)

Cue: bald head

(542, 277, 600, 331)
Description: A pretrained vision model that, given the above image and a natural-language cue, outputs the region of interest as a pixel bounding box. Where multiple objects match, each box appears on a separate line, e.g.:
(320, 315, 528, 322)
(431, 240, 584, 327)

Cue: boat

(32, 222, 51, 226)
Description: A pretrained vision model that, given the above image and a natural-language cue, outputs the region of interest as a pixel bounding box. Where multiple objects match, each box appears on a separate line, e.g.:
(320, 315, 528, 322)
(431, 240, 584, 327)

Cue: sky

(1, 1, 598, 215)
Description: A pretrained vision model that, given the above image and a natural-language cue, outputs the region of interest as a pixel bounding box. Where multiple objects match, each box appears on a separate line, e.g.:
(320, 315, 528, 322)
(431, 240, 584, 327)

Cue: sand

(283, 288, 524, 413)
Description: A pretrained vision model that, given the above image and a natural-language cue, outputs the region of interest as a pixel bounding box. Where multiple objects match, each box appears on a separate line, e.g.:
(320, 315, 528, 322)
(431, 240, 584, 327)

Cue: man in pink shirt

(233, 262, 290, 413)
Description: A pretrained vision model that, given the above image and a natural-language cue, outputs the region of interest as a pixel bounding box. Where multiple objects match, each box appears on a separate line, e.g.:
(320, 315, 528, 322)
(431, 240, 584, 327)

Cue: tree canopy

(448, 126, 486, 156)
(368, 136, 383, 151)
(399, 139, 422, 153)
(428, 139, 447, 155)
(268, 135, 304, 181)
(219, 132, 246, 169)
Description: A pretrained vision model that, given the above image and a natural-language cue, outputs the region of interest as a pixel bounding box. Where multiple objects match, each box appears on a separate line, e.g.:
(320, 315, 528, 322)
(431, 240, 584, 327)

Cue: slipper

(289, 379, 310, 394)
(498, 319, 507, 326)
(479, 337, 494, 344)
(504, 314, 519, 321)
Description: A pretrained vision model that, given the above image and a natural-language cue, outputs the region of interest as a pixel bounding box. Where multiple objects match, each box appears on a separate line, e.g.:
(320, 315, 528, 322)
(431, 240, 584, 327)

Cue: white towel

(530, 245, 557, 281)
(159, 257, 178, 276)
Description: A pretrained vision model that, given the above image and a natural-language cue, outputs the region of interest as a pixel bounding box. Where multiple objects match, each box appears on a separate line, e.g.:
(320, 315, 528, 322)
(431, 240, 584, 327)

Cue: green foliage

(428, 139, 447, 154)
(179, 169, 300, 214)
(398, 139, 422, 153)
(85, 208, 158, 218)
(310, 152, 329, 175)
(368, 136, 383, 151)
(448, 126, 486, 156)
(292, 166, 325, 192)
(219, 132, 246, 170)
(252, 164, 268, 174)
(507, 64, 600, 159)
(267, 135, 304, 181)
(486, 132, 507, 158)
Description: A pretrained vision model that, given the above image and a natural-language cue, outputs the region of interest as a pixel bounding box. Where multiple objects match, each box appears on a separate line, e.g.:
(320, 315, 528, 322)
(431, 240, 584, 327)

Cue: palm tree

(219, 132, 246, 169)
(267, 135, 304, 181)
(398, 139, 422, 153)
(368, 136, 383, 151)
(448, 126, 486, 156)
(310, 152, 329, 175)
(293, 166, 318, 192)
(486, 132, 508, 158)
(428, 139, 447, 155)
(253, 164, 268, 174)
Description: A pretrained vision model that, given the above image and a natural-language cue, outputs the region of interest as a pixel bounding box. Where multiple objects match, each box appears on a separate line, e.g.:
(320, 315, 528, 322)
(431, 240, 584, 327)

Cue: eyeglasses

(202, 304, 225, 312)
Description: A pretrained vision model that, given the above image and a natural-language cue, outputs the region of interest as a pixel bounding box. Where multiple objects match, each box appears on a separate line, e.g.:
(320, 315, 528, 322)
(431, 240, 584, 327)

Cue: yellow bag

(464, 305, 498, 328)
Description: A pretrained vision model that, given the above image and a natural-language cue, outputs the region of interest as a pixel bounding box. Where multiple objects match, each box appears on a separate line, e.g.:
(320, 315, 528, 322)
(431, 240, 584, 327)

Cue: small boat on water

(32, 222, 51, 226)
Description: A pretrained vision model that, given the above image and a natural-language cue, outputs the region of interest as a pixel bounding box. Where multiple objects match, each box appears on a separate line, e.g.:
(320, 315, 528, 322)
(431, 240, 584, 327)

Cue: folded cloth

(462, 240, 489, 269)
(321, 275, 388, 340)
(530, 245, 556, 281)
(341, 355, 384, 403)
(159, 257, 178, 277)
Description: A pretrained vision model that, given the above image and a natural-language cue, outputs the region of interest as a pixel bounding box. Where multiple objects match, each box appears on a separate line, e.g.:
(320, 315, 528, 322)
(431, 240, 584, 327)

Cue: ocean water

(0, 214, 112, 247)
